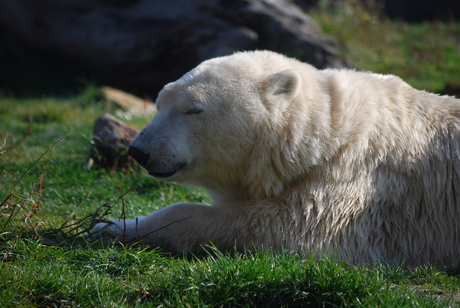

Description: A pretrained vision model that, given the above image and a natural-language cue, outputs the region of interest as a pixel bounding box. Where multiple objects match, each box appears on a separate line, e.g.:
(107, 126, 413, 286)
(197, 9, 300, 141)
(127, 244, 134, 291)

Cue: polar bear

(92, 50, 460, 267)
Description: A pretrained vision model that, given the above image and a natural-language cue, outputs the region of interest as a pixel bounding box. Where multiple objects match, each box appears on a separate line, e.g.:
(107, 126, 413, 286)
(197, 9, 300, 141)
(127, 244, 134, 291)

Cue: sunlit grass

(311, 0, 460, 93)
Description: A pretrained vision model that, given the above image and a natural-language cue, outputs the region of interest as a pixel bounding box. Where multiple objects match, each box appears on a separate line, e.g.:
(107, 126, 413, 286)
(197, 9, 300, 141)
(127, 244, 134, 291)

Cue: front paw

(91, 221, 125, 244)
(91, 219, 144, 245)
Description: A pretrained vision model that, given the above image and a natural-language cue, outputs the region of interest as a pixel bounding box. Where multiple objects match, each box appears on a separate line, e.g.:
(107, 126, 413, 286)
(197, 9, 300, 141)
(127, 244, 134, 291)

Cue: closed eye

(184, 108, 203, 115)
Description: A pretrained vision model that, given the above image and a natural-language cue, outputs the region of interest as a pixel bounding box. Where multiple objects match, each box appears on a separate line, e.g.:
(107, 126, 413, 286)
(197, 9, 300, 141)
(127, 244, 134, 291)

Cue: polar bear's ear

(267, 69, 302, 100)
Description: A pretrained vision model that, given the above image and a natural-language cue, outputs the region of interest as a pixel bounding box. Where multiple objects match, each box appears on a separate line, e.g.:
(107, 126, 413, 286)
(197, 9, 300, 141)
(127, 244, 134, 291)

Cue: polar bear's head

(129, 51, 324, 200)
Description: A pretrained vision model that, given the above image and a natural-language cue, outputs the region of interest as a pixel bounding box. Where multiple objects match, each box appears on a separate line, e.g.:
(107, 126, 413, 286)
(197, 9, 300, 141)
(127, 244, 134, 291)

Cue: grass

(2, 245, 448, 308)
(311, 0, 460, 94)
(2, 1, 460, 306)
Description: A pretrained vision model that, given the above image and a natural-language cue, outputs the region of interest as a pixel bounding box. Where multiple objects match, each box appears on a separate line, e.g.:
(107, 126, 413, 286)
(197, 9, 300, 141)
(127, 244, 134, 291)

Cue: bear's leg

(91, 203, 253, 254)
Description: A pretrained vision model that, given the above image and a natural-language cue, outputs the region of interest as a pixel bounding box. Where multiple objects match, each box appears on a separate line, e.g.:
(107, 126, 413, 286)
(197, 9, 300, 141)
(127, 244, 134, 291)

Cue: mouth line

(148, 163, 186, 178)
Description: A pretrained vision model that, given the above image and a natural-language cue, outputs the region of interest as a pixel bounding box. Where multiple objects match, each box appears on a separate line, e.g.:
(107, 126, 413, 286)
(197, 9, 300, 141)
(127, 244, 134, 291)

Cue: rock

(0, 0, 350, 95)
(89, 114, 139, 170)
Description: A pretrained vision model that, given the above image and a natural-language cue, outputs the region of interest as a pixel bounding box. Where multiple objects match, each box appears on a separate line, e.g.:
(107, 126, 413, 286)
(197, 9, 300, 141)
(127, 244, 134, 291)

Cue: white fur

(93, 51, 460, 267)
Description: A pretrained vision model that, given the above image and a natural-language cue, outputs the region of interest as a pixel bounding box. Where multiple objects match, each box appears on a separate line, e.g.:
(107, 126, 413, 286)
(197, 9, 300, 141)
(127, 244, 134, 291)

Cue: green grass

(0, 95, 208, 231)
(2, 1, 460, 306)
(1, 245, 449, 308)
(311, 0, 460, 94)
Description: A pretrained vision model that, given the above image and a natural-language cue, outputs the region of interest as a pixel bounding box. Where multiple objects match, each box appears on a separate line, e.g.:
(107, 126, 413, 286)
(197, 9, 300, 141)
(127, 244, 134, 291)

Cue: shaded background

(0, 0, 459, 97)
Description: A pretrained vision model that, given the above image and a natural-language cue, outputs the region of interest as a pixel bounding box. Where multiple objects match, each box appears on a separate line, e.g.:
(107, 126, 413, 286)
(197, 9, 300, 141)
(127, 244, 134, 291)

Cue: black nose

(128, 146, 149, 166)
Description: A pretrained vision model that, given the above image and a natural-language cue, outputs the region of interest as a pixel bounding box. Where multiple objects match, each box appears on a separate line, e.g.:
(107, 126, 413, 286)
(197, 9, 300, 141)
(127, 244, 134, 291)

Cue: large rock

(0, 0, 349, 94)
